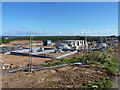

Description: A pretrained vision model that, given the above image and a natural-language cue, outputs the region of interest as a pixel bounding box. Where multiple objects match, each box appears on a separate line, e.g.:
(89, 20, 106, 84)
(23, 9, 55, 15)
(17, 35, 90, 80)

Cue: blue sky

(2, 2, 118, 36)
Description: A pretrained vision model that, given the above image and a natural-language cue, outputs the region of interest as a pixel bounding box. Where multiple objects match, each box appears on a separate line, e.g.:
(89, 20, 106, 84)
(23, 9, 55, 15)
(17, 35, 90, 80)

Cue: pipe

(56, 50, 77, 59)
(1, 62, 82, 74)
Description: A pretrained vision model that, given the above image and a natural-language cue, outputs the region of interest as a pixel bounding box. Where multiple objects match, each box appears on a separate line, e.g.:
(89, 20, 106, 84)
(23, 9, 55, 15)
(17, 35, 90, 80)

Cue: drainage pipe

(56, 50, 77, 59)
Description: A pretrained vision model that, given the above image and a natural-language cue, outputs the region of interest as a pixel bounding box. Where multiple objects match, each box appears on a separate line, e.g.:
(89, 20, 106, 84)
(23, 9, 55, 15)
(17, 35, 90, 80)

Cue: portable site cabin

(43, 40, 52, 46)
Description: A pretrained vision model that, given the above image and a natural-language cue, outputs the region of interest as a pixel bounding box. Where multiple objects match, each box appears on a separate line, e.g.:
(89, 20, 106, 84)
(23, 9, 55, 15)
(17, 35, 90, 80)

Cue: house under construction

(55, 40, 88, 50)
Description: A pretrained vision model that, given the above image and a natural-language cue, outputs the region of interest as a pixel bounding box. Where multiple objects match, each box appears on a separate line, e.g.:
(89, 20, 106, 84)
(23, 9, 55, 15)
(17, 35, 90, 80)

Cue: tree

(2, 37, 10, 43)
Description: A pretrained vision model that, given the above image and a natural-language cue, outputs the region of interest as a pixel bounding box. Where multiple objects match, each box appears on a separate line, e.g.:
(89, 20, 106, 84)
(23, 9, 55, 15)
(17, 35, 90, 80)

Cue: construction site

(1, 36, 119, 88)
(1, 1, 119, 88)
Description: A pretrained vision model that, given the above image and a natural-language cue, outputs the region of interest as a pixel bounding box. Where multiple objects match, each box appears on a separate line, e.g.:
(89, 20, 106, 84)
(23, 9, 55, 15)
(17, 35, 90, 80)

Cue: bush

(1, 37, 11, 43)
(85, 51, 118, 75)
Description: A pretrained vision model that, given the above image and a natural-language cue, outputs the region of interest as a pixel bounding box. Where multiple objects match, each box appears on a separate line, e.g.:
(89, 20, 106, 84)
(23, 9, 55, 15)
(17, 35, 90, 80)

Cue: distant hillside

(4, 36, 100, 42)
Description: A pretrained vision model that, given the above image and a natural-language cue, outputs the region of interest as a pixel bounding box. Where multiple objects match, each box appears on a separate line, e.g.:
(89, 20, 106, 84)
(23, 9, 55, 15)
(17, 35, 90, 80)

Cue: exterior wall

(55, 40, 88, 49)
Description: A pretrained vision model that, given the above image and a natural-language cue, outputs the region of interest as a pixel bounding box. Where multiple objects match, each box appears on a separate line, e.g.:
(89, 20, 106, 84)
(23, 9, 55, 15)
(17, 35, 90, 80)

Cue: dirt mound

(2, 65, 108, 88)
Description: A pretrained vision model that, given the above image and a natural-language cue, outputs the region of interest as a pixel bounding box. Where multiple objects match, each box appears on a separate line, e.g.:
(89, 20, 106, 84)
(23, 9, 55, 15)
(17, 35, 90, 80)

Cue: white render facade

(56, 40, 88, 49)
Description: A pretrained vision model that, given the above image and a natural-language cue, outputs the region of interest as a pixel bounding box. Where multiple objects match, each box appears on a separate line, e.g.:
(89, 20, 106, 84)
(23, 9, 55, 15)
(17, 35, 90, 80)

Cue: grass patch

(82, 77, 113, 88)
(102, 58, 118, 75)
(85, 50, 118, 75)
(46, 57, 83, 67)
(46, 47, 118, 75)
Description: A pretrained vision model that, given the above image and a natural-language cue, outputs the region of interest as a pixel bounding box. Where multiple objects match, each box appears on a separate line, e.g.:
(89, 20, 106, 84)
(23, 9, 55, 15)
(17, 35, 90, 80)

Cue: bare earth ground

(1, 42, 118, 88)
(8, 40, 43, 44)
(2, 65, 108, 88)
(1, 52, 109, 88)
(1, 54, 51, 67)
(65, 51, 84, 59)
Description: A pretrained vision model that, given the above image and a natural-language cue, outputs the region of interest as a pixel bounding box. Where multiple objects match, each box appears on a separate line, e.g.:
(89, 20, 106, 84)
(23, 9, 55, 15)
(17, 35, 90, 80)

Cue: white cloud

(2, 26, 118, 36)
(77, 28, 118, 36)
(2, 29, 53, 36)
